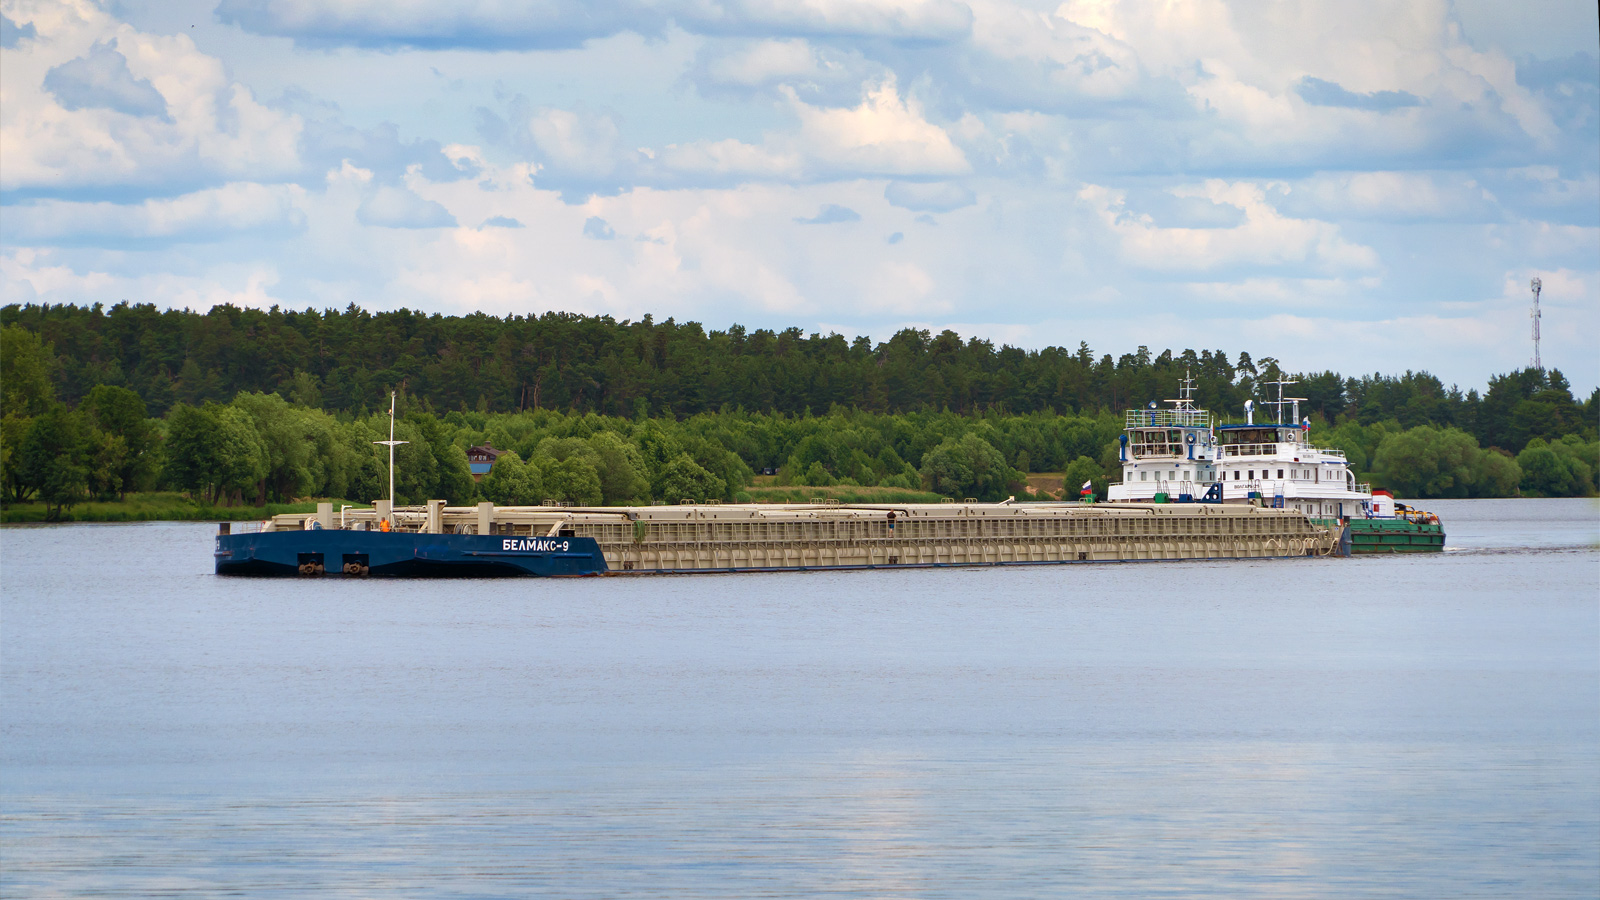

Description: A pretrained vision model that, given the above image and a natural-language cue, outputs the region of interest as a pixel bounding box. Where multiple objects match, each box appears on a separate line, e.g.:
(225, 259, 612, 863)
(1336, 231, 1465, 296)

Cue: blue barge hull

(216, 531, 609, 577)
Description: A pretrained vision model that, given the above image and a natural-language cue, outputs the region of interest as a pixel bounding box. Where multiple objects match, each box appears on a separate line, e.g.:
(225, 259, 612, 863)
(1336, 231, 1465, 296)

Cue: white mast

(1259, 377, 1306, 426)
(1530, 277, 1542, 370)
(373, 391, 408, 515)
(1174, 367, 1197, 410)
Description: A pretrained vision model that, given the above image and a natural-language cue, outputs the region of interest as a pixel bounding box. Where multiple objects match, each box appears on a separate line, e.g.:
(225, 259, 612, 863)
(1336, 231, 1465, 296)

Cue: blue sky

(2, 0, 1596, 392)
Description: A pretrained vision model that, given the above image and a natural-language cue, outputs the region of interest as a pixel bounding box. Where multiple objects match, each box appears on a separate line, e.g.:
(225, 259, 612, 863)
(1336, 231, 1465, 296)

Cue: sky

(2, 0, 1597, 393)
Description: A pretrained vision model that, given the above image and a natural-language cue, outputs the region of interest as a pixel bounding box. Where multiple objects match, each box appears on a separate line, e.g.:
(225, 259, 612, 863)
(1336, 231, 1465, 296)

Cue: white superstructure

(1107, 373, 1374, 519)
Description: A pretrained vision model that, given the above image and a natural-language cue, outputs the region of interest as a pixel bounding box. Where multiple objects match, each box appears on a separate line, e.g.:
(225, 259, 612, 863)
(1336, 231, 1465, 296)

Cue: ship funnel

(1244, 399, 1254, 425)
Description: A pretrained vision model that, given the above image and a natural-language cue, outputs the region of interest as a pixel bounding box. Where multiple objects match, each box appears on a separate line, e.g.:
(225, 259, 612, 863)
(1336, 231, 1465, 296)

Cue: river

(2, 498, 1596, 897)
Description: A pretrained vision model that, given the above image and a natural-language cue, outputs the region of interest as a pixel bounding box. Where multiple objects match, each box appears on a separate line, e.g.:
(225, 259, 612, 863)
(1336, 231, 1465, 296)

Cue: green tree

(480, 450, 542, 505)
(539, 455, 603, 505)
(1475, 449, 1523, 497)
(1373, 426, 1483, 498)
(163, 403, 268, 505)
(1, 412, 35, 502)
(232, 392, 332, 504)
(654, 453, 722, 502)
(0, 324, 55, 417)
(800, 461, 835, 486)
(919, 433, 1019, 501)
(1062, 456, 1104, 501)
(589, 431, 649, 504)
(19, 406, 89, 520)
(80, 385, 157, 499)
(1517, 438, 1596, 497)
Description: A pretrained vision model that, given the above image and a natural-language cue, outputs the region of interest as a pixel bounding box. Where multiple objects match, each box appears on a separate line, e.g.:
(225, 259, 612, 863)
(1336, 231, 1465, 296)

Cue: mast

(374, 391, 408, 515)
(1530, 277, 1542, 370)
(1174, 368, 1197, 410)
(1259, 377, 1306, 426)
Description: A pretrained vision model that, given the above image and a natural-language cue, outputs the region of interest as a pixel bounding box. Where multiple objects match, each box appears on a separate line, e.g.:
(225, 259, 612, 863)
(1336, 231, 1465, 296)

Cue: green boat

(1343, 499, 1446, 553)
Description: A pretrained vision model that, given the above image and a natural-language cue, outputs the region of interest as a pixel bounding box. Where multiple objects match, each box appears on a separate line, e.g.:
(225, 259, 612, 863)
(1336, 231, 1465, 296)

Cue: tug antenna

(1530, 277, 1542, 370)
(373, 391, 409, 515)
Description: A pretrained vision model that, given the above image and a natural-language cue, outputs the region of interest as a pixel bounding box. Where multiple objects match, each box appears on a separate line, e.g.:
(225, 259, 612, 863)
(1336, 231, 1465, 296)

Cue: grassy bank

(0, 492, 358, 524)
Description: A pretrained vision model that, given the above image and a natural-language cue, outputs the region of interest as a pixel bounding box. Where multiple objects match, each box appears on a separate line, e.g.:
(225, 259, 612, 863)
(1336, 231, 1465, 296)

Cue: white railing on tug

(1124, 408, 1211, 429)
(1220, 443, 1278, 457)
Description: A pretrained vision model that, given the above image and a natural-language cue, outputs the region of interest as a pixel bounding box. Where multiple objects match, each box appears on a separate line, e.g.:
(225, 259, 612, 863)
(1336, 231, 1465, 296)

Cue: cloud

(950, 1, 1184, 115)
(480, 76, 971, 194)
(276, 87, 473, 184)
(356, 185, 457, 228)
(1, 183, 306, 246)
(215, 0, 973, 49)
(661, 77, 970, 183)
(216, 0, 656, 50)
(2, 249, 288, 311)
(678, 0, 973, 42)
(43, 44, 170, 119)
(1049, 0, 1563, 172)
(583, 216, 617, 239)
(1268, 171, 1501, 223)
(884, 180, 975, 211)
(795, 204, 860, 224)
(1295, 76, 1422, 112)
(1, 1, 304, 195)
(686, 37, 877, 105)
(1081, 180, 1380, 275)
(2, 13, 38, 48)
(481, 215, 523, 228)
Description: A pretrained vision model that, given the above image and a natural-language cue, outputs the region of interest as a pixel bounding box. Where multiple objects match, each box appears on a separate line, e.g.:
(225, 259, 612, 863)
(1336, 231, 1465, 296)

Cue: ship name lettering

(501, 538, 572, 552)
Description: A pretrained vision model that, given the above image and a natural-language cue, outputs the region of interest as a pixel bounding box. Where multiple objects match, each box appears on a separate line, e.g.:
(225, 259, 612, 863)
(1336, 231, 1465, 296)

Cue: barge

(215, 499, 1343, 577)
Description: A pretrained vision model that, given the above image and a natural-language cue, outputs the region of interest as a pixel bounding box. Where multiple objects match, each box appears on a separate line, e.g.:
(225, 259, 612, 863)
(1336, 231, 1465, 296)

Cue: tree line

(1, 305, 1595, 518)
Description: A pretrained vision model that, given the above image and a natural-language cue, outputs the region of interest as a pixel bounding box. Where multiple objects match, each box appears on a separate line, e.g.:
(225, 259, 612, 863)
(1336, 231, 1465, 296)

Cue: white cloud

(0, 0, 304, 193)
(357, 184, 457, 228)
(215, 0, 974, 47)
(960, 0, 1152, 110)
(216, 0, 652, 49)
(1081, 180, 1380, 275)
(884, 180, 975, 211)
(526, 107, 628, 180)
(1, 247, 287, 310)
(1051, 0, 1563, 170)
(661, 77, 970, 181)
(2, 182, 307, 244)
(1269, 171, 1501, 223)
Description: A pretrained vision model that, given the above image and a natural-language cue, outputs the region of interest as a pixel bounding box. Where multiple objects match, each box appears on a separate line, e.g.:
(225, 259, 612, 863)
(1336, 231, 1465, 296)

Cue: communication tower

(1529, 277, 1542, 370)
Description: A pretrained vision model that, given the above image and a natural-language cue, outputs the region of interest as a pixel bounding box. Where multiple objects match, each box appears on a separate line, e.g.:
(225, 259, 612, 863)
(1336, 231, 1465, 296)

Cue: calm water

(3, 499, 1597, 897)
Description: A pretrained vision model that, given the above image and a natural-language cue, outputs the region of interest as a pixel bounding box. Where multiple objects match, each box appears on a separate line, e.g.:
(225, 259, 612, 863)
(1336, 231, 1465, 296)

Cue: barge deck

(217, 500, 1343, 577)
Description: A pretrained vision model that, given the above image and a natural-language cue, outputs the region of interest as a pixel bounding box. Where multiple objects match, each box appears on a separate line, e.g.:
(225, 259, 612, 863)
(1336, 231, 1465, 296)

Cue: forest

(1, 302, 1595, 520)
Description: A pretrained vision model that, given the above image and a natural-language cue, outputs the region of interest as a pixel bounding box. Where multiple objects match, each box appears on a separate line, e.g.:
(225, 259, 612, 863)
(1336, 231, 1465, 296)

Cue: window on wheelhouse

(1130, 428, 1182, 458)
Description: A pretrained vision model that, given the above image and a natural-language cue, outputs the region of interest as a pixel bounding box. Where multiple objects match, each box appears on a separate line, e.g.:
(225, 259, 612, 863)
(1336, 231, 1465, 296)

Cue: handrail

(1220, 443, 1278, 457)
(1124, 409, 1211, 428)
